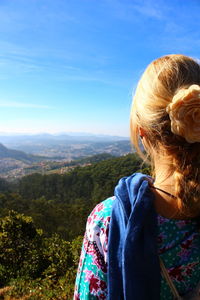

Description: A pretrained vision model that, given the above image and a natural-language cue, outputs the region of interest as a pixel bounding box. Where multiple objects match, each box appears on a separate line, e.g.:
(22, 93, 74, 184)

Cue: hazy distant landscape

(0, 133, 131, 179)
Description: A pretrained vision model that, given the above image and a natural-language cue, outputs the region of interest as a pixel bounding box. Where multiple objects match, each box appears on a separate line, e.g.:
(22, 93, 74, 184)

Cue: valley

(0, 134, 131, 179)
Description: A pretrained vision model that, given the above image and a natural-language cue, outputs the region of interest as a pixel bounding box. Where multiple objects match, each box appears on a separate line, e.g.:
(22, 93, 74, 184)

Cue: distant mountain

(0, 133, 128, 144)
(0, 136, 132, 180)
(0, 143, 46, 163)
(0, 133, 131, 159)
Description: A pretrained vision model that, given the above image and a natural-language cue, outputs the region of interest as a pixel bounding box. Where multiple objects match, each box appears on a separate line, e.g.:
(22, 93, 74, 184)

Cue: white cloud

(0, 101, 54, 109)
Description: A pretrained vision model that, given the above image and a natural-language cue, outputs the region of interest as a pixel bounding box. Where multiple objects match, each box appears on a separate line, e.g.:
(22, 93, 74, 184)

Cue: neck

(151, 155, 180, 218)
(153, 155, 175, 191)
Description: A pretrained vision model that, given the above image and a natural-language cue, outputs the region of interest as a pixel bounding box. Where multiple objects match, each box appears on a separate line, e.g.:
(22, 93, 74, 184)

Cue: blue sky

(0, 0, 199, 136)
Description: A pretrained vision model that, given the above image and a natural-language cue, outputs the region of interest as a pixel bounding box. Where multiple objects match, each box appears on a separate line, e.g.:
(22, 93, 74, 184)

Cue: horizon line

(0, 131, 129, 138)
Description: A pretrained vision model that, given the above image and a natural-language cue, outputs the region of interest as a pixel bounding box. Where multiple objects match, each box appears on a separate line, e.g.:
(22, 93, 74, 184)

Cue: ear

(139, 127, 146, 138)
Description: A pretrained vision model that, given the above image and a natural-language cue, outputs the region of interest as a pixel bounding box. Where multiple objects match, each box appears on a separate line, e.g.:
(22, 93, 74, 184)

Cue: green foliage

(0, 178, 11, 192)
(0, 154, 151, 299)
(43, 234, 72, 279)
(0, 153, 148, 240)
(0, 211, 45, 286)
(17, 153, 143, 202)
(0, 211, 83, 299)
(6, 276, 72, 299)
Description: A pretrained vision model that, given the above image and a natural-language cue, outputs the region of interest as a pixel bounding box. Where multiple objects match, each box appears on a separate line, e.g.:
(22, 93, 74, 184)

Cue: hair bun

(166, 84, 200, 143)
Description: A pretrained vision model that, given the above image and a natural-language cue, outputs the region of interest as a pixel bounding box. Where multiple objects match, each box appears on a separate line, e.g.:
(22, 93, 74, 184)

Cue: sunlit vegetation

(0, 153, 150, 299)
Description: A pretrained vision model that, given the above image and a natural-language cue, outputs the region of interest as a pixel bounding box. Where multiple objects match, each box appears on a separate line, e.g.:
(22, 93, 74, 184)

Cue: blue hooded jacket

(108, 173, 161, 299)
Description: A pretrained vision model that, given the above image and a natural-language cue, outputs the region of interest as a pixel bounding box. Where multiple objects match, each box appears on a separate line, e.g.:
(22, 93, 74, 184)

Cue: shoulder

(85, 197, 115, 262)
(88, 197, 115, 222)
(86, 197, 115, 235)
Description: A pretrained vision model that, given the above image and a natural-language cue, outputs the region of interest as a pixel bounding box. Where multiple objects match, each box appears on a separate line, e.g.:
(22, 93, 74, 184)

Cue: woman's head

(131, 54, 200, 156)
(130, 54, 200, 216)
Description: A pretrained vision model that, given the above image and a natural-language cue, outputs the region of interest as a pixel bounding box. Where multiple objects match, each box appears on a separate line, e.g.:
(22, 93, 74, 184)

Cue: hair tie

(166, 84, 200, 143)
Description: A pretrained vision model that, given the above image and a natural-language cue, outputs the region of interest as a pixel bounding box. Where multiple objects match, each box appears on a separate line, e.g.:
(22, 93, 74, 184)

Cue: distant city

(0, 133, 132, 180)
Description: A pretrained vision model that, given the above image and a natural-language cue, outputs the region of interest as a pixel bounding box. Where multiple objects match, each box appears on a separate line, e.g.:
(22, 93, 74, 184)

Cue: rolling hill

(0, 143, 46, 163)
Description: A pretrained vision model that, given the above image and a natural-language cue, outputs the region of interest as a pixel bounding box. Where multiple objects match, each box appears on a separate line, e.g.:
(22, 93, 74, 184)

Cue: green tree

(0, 211, 45, 286)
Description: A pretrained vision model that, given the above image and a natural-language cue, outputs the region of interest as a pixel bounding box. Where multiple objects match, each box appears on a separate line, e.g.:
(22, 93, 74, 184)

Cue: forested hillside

(0, 153, 150, 299)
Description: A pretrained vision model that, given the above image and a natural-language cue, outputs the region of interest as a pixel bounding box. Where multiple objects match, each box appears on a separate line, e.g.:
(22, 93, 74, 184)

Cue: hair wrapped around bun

(166, 84, 200, 143)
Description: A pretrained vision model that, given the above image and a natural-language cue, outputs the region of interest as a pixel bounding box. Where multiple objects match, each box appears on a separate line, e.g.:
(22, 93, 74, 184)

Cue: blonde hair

(130, 54, 200, 217)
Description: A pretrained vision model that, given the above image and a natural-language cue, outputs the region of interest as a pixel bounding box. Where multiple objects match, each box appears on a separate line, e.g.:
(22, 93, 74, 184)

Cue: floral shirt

(74, 197, 200, 299)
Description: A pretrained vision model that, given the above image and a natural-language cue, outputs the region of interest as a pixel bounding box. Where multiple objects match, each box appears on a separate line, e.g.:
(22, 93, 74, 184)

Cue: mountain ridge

(0, 143, 47, 163)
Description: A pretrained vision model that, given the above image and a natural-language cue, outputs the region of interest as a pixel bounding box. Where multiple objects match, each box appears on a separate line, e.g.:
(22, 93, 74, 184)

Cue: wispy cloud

(105, 0, 165, 21)
(0, 101, 54, 109)
(132, 2, 163, 19)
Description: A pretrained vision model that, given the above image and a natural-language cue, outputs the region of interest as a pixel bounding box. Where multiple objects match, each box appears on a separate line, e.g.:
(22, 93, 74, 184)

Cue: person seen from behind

(74, 54, 200, 299)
